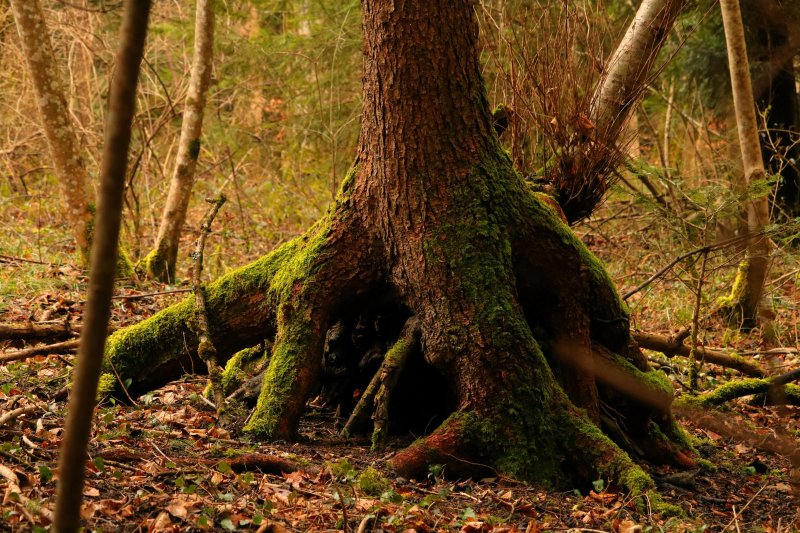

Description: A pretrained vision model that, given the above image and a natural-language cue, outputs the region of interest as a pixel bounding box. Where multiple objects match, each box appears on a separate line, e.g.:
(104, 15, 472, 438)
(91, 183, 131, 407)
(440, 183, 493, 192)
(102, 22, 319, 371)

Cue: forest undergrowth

(1, 179, 799, 531)
(2, 0, 800, 530)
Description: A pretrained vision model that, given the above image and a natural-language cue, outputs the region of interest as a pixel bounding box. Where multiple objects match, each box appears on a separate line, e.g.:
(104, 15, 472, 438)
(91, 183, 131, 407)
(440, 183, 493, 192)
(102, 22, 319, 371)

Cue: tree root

(679, 371, 800, 407)
(343, 317, 420, 442)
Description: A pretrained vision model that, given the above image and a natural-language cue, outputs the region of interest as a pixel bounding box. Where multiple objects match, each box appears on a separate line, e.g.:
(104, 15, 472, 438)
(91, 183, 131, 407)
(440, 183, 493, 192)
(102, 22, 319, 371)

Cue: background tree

(717, 0, 772, 327)
(102, 0, 690, 497)
(141, 0, 216, 282)
(10, 0, 92, 265)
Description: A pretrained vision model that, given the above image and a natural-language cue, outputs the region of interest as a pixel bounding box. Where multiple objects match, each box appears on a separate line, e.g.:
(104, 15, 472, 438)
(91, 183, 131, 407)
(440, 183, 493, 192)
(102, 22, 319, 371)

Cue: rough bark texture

(104, 0, 691, 501)
(143, 0, 216, 282)
(10, 0, 91, 264)
(718, 0, 772, 328)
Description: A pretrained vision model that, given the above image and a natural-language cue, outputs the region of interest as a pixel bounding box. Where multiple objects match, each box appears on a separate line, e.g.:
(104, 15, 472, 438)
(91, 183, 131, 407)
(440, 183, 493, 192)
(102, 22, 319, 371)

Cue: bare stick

(688, 249, 709, 391)
(622, 232, 753, 300)
(191, 194, 227, 415)
(633, 331, 765, 377)
(0, 405, 39, 427)
(54, 2, 151, 531)
(343, 317, 420, 439)
(1, 339, 79, 363)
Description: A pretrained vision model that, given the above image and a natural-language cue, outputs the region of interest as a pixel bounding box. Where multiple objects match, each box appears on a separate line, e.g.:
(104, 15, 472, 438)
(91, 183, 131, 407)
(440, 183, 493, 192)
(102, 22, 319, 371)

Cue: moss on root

(676, 379, 800, 408)
(243, 214, 338, 438)
(103, 237, 303, 393)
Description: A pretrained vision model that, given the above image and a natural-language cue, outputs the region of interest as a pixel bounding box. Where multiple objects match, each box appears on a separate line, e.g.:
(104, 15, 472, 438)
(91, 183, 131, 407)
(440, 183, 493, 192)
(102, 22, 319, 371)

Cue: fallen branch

(343, 317, 420, 442)
(0, 320, 73, 341)
(633, 330, 765, 377)
(685, 368, 800, 407)
(0, 339, 79, 363)
(0, 405, 39, 427)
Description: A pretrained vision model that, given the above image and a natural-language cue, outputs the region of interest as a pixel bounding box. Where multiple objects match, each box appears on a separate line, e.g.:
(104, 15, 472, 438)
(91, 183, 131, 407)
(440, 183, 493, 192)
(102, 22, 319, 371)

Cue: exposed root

(391, 412, 496, 481)
(678, 375, 800, 407)
(370, 317, 420, 449)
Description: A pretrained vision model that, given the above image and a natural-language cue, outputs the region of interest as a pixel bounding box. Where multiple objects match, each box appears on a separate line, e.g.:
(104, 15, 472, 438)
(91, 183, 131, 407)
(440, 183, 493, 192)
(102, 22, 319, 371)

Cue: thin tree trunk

(53, 1, 151, 529)
(144, 0, 215, 282)
(591, 0, 687, 142)
(10, 0, 91, 264)
(718, 0, 772, 327)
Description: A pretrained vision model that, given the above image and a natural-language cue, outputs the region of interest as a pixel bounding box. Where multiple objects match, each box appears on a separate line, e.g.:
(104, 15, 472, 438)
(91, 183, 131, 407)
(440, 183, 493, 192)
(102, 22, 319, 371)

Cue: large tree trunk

(104, 0, 691, 498)
(717, 0, 772, 328)
(10, 0, 92, 264)
(142, 0, 215, 282)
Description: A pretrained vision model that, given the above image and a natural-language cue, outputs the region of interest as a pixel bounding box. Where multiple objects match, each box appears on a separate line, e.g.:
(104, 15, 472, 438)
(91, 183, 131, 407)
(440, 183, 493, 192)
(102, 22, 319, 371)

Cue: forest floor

(2, 200, 800, 532)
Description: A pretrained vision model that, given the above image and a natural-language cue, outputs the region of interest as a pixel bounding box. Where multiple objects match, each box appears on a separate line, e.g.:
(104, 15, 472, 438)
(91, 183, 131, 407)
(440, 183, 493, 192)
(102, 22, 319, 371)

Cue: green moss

(716, 259, 749, 324)
(358, 467, 390, 496)
(96, 373, 117, 399)
(696, 458, 718, 473)
(219, 345, 266, 395)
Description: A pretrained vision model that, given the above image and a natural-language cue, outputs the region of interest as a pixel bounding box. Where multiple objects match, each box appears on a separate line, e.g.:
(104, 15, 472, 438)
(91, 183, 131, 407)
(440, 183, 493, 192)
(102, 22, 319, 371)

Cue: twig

(112, 288, 192, 300)
(343, 317, 420, 444)
(0, 405, 39, 427)
(190, 195, 227, 416)
(0, 339, 80, 363)
(721, 483, 768, 533)
(633, 330, 765, 377)
(688, 249, 709, 391)
(622, 232, 753, 300)
(0, 253, 51, 265)
(107, 357, 136, 405)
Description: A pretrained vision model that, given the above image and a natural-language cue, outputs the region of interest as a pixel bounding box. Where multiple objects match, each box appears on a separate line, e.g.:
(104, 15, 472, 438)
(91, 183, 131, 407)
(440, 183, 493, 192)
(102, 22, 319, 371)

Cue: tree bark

(54, 1, 151, 529)
(103, 0, 691, 498)
(143, 0, 216, 282)
(10, 0, 92, 264)
(592, 0, 687, 143)
(718, 0, 772, 327)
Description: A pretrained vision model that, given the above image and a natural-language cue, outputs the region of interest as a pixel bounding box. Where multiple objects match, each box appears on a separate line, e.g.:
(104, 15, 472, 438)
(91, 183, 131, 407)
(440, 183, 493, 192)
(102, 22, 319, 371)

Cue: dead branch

(0, 339, 79, 363)
(622, 233, 752, 300)
(343, 317, 420, 441)
(633, 330, 766, 377)
(0, 321, 73, 341)
(190, 194, 227, 415)
(0, 405, 39, 428)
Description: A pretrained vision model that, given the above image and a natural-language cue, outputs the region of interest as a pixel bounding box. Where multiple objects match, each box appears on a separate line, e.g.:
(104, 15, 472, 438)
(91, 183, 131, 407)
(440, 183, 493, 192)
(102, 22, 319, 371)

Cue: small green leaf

(592, 478, 604, 492)
(217, 461, 233, 474)
(93, 456, 105, 472)
(219, 517, 235, 531)
(39, 465, 53, 483)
